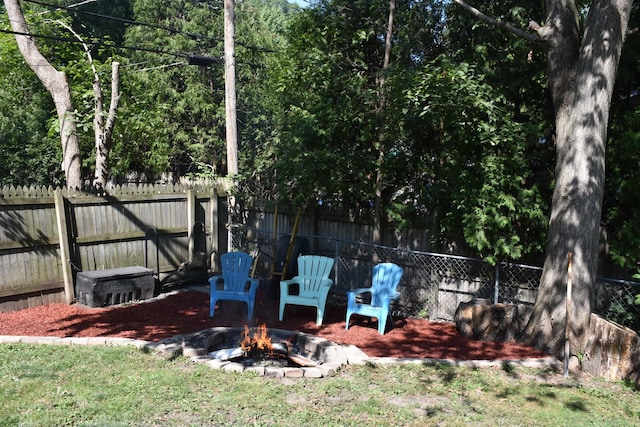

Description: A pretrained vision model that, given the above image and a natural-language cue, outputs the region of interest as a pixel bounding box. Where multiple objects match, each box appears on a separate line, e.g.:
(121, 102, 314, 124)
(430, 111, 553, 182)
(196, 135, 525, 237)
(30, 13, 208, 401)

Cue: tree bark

(4, 0, 82, 189)
(454, 0, 633, 358)
(94, 62, 121, 188)
(522, 0, 633, 357)
(56, 19, 120, 188)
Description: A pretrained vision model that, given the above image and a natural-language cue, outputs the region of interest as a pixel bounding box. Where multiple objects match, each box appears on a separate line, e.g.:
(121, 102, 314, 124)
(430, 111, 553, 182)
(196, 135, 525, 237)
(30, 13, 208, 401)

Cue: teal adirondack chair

(345, 263, 403, 334)
(279, 255, 335, 325)
(209, 251, 259, 319)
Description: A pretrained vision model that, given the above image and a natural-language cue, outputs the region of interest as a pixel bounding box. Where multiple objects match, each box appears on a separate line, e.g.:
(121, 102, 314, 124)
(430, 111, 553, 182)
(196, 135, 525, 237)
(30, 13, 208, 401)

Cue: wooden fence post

(187, 189, 196, 261)
(54, 189, 75, 304)
(209, 188, 219, 268)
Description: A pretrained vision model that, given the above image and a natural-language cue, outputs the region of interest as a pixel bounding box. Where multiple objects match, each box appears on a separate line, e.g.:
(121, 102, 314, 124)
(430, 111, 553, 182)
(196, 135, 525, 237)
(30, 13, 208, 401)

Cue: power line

(0, 27, 222, 62)
(0, 26, 261, 68)
(25, 0, 219, 42)
(22, 0, 275, 53)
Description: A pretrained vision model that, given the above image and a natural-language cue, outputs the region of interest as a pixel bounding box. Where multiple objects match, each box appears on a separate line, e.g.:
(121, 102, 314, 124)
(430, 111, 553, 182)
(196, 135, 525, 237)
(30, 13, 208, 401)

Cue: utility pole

(224, 0, 238, 250)
(224, 0, 238, 175)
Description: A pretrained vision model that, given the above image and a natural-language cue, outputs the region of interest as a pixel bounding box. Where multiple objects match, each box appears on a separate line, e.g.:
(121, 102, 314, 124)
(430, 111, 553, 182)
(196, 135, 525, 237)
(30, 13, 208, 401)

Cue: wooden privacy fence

(0, 181, 230, 312)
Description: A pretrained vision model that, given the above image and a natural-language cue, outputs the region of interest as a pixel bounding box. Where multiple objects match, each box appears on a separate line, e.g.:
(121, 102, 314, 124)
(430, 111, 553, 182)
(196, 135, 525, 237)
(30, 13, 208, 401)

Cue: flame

(241, 323, 273, 355)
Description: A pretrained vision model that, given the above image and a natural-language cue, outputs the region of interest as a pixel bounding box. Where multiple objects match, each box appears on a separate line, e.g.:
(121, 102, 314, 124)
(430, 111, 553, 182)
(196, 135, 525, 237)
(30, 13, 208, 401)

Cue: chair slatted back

(220, 252, 254, 292)
(296, 255, 334, 296)
(371, 263, 403, 307)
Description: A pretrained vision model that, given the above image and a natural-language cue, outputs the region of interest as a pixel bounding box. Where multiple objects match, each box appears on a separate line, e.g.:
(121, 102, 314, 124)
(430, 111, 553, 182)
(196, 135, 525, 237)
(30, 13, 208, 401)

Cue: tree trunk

(4, 0, 82, 189)
(454, 0, 634, 357)
(521, 0, 633, 357)
(52, 19, 119, 188)
(94, 62, 121, 188)
(373, 0, 395, 249)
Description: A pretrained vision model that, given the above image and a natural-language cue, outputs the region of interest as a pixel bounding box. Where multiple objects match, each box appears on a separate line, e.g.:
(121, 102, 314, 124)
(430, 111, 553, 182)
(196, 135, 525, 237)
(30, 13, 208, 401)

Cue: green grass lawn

(1, 343, 638, 426)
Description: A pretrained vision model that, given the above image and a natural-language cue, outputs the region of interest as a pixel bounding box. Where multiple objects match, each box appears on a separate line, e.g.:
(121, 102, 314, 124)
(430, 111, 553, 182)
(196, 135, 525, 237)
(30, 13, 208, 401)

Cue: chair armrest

(208, 275, 224, 290)
(348, 288, 372, 297)
(280, 277, 300, 294)
(280, 277, 300, 287)
(382, 292, 401, 304)
(248, 278, 260, 292)
(347, 288, 372, 306)
(319, 278, 333, 289)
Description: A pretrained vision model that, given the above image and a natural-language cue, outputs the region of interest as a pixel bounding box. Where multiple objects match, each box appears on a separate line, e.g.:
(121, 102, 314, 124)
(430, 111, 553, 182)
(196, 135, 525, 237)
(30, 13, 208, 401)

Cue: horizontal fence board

(0, 280, 64, 298)
(0, 196, 54, 206)
(0, 249, 61, 292)
(0, 289, 65, 313)
(75, 227, 186, 245)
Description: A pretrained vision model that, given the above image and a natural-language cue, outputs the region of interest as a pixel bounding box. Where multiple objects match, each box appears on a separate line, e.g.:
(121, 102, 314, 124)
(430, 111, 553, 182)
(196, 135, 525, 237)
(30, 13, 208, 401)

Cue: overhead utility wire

(24, 0, 215, 42)
(22, 0, 276, 53)
(0, 27, 222, 62)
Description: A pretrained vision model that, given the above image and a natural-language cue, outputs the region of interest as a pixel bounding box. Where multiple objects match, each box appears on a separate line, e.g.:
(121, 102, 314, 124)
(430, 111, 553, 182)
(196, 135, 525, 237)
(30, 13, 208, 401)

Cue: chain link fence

(232, 226, 640, 331)
(594, 278, 640, 332)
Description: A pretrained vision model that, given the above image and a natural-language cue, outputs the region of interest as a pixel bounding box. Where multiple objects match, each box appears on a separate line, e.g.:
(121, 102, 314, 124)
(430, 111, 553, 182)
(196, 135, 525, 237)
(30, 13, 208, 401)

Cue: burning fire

(208, 324, 316, 368)
(241, 323, 274, 356)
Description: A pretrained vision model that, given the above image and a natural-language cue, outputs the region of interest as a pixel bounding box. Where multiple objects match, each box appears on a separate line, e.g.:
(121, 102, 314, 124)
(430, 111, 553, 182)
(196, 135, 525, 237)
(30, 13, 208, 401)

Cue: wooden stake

(281, 208, 302, 280)
(564, 251, 573, 378)
(54, 189, 74, 304)
(268, 205, 279, 278)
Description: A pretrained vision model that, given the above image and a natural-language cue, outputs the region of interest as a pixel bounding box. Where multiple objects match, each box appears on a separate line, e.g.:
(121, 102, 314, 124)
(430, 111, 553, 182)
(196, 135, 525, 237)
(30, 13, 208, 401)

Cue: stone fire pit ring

(147, 327, 369, 378)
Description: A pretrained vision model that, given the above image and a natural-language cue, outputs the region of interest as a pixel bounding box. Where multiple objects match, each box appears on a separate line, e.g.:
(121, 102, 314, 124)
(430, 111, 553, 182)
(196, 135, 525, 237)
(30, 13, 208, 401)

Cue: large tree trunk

(4, 0, 82, 189)
(454, 0, 634, 358)
(522, 0, 633, 357)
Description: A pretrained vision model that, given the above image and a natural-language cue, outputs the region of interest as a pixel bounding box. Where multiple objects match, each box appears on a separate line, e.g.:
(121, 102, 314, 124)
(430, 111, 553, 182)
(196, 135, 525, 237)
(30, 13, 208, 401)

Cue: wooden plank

(209, 189, 219, 257)
(65, 193, 187, 206)
(1, 252, 17, 291)
(0, 240, 59, 251)
(187, 190, 196, 260)
(74, 227, 187, 244)
(0, 281, 64, 298)
(42, 249, 58, 285)
(0, 196, 54, 206)
(54, 189, 74, 304)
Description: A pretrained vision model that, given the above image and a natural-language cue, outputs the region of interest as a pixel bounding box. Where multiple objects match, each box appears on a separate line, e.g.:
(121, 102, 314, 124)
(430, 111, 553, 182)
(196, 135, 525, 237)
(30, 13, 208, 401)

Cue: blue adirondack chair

(345, 263, 403, 334)
(279, 255, 335, 325)
(209, 251, 259, 319)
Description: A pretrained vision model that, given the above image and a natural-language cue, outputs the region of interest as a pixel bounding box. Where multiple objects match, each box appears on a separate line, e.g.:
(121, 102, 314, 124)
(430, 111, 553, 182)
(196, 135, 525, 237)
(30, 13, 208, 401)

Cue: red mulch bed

(0, 288, 547, 360)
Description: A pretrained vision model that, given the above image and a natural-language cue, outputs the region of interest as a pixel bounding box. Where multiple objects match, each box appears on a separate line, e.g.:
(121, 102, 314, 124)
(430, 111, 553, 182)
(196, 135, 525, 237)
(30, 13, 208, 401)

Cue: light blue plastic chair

(209, 251, 259, 319)
(345, 263, 403, 334)
(279, 255, 334, 325)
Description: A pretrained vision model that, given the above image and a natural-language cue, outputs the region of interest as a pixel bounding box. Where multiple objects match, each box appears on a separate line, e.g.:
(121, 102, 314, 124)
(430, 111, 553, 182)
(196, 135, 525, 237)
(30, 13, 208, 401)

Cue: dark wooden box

(76, 266, 155, 307)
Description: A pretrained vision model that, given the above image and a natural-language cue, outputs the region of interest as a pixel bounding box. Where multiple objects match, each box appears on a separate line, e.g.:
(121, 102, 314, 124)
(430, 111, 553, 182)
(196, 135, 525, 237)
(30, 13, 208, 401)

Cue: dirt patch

(0, 288, 548, 360)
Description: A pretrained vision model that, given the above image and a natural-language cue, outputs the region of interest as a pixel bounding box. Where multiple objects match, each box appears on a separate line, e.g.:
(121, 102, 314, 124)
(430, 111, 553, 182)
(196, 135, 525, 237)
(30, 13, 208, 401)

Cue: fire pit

(148, 326, 368, 378)
(209, 324, 319, 369)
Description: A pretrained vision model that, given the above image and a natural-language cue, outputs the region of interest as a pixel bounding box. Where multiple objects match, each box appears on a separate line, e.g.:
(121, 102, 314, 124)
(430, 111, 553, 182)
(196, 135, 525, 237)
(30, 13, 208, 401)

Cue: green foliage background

(1, 0, 639, 267)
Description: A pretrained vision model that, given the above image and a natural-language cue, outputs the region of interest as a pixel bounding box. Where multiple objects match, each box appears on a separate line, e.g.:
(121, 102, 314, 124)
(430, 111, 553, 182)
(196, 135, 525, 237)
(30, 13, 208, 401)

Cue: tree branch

(453, 0, 546, 44)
